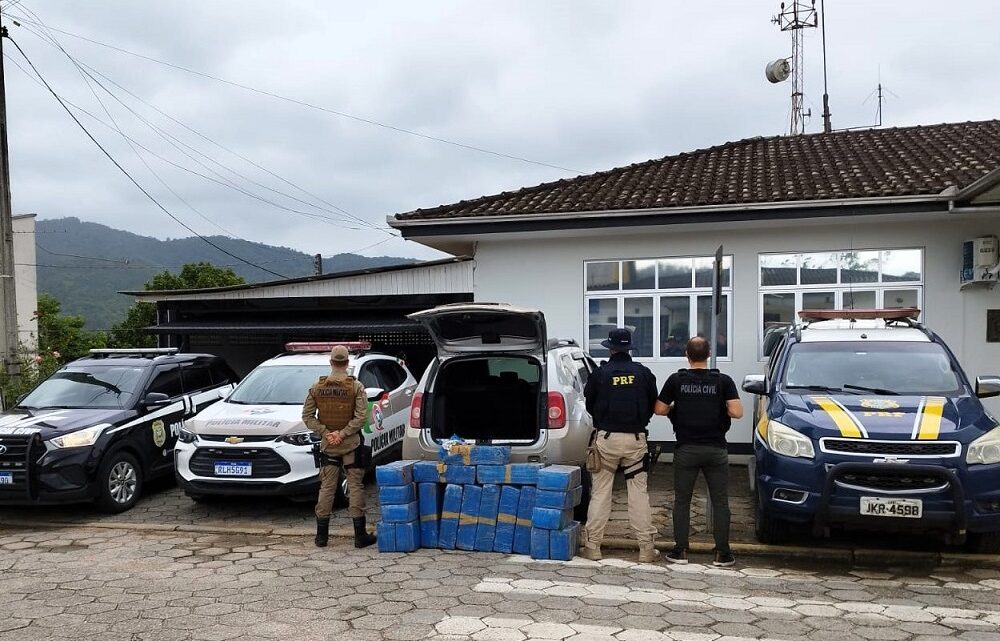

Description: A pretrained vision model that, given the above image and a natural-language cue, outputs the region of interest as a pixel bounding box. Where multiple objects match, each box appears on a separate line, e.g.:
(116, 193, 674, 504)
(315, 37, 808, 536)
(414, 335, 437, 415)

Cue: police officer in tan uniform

(302, 344, 377, 548)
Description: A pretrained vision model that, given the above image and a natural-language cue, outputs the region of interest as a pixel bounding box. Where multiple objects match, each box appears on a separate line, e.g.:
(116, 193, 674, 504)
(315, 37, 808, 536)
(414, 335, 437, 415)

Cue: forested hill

(33, 217, 419, 330)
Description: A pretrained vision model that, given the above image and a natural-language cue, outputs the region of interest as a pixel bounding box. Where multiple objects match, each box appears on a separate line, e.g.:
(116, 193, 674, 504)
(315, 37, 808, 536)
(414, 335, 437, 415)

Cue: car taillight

(547, 392, 566, 429)
(409, 392, 423, 428)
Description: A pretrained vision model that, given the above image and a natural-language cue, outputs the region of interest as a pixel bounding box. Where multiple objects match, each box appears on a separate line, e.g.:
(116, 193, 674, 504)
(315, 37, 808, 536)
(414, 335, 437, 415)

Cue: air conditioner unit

(961, 235, 1000, 287)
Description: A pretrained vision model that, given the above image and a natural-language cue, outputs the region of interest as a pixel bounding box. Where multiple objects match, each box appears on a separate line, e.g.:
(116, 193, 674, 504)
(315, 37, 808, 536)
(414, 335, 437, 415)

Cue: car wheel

(574, 466, 591, 524)
(967, 531, 1000, 554)
(95, 451, 144, 513)
(754, 484, 788, 545)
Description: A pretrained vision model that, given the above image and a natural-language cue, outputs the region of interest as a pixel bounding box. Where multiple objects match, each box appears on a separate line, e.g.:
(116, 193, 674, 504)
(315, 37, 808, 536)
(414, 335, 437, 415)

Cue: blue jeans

(672, 444, 731, 553)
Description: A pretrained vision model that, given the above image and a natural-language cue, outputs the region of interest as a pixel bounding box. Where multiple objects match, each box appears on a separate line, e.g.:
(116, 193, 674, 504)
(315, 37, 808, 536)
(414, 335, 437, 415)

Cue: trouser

(672, 443, 731, 553)
(584, 431, 656, 547)
(315, 451, 365, 519)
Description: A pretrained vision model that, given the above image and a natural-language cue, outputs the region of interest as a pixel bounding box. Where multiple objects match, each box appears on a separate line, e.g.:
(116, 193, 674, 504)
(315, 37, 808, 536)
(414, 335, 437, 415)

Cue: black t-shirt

(658, 368, 739, 448)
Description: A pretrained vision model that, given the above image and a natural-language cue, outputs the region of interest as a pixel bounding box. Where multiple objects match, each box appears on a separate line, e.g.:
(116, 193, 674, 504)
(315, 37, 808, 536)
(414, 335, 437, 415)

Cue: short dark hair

(686, 336, 710, 362)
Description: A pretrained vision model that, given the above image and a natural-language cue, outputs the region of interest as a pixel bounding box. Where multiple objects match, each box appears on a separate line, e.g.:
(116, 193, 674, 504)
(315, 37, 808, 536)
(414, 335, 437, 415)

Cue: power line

(2, 10, 584, 175)
(37, 243, 128, 263)
(7, 37, 289, 279)
(3, 50, 373, 233)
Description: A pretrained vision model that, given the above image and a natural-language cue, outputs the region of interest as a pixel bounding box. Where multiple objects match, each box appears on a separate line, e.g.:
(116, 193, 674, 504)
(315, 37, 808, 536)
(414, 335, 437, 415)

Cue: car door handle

(405, 389, 414, 396)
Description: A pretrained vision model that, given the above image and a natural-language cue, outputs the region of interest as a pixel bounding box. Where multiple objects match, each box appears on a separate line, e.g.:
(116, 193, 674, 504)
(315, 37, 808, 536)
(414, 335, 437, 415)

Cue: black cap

(601, 328, 633, 350)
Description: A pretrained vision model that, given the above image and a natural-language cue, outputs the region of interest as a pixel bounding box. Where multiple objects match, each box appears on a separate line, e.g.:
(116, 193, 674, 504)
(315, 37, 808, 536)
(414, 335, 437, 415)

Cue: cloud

(2, 0, 996, 267)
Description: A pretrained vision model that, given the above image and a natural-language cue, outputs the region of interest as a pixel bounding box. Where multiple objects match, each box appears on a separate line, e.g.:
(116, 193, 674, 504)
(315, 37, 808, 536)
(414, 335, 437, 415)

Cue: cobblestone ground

(0, 463, 754, 543)
(2, 524, 999, 641)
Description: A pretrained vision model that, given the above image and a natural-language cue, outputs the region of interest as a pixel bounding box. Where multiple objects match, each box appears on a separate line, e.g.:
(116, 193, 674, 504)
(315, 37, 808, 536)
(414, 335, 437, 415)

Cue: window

(148, 367, 184, 398)
(585, 255, 733, 360)
(181, 365, 213, 393)
(357, 365, 381, 390)
(373, 360, 407, 391)
(758, 249, 924, 356)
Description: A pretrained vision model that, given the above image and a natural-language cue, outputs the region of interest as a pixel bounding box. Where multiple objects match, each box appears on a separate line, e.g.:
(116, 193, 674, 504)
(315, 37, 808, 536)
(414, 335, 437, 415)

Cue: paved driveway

(2, 523, 999, 641)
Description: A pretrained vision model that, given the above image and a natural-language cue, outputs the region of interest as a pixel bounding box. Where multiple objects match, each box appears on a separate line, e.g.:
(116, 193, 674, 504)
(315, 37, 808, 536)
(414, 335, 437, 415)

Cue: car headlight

(177, 427, 198, 444)
(50, 423, 111, 449)
(967, 426, 1000, 465)
(765, 420, 815, 459)
(281, 431, 320, 446)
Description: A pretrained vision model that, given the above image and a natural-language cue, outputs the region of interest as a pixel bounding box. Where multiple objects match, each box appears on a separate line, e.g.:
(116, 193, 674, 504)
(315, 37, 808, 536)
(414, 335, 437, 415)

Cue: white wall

(11, 214, 37, 350)
(471, 213, 1000, 447)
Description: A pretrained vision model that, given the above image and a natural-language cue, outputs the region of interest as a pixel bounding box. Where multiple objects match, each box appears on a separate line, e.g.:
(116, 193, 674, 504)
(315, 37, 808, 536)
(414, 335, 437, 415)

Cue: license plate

(214, 461, 251, 477)
(0, 472, 11, 485)
(860, 496, 922, 518)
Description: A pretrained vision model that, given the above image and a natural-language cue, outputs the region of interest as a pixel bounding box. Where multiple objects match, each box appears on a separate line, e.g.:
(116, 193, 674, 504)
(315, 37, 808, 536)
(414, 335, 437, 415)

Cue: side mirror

(976, 376, 1000, 399)
(742, 374, 767, 395)
(366, 387, 386, 402)
(143, 392, 171, 409)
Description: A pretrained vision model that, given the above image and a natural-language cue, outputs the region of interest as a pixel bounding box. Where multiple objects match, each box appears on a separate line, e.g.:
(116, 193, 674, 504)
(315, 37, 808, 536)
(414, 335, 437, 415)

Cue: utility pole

(820, 0, 832, 133)
(0, 14, 21, 385)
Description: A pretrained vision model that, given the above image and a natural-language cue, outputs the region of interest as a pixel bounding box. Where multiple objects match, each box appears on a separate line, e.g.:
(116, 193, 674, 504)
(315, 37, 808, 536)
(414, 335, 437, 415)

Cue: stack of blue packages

(476, 484, 501, 551)
(418, 483, 444, 548)
(413, 461, 477, 485)
(494, 486, 520, 554)
(456, 485, 482, 551)
(477, 463, 545, 485)
(438, 484, 463, 550)
(439, 440, 511, 466)
(530, 465, 583, 561)
(512, 486, 536, 555)
(375, 461, 420, 552)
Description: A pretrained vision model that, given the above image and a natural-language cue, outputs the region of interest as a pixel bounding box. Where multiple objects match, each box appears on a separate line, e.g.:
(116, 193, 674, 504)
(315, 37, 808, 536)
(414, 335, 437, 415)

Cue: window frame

(757, 248, 925, 360)
(584, 255, 734, 363)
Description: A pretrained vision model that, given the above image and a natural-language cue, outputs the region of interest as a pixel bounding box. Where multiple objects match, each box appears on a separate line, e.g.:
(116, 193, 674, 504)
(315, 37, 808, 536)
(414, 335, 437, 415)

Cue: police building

(389, 120, 1000, 453)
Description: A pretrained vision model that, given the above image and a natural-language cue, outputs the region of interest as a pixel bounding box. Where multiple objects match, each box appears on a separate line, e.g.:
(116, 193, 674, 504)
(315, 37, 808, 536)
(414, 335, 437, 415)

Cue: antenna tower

(772, 1, 818, 135)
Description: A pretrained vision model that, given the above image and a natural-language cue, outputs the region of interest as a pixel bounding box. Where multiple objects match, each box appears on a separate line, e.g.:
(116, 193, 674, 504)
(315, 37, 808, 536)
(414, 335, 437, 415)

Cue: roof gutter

(389, 194, 949, 237)
(953, 167, 1000, 203)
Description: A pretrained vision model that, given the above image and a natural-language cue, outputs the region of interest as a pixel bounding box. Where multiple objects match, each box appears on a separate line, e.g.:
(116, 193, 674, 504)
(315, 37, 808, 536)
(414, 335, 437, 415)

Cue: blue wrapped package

(477, 463, 545, 485)
(549, 522, 581, 561)
(537, 465, 582, 491)
(530, 527, 550, 560)
(532, 507, 574, 530)
(494, 486, 520, 554)
(378, 484, 416, 505)
(456, 485, 482, 551)
(375, 460, 415, 486)
(376, 521, 396, 553)
(394, 521, 421, 552)
(413, 461, 477, 485)
(475, 484, 501, 552)
(438, 484, 463, 550)
(512, 486, 536, 555)
(535, 485, 584, 510)
(381, 501, 419, 523)
(418, 483, 443, 549)
(440, 442, 512, 466)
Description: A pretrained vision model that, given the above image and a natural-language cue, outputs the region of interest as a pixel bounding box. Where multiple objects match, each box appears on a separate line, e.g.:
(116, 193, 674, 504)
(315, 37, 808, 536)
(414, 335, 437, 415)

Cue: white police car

(175, 342, 416, 502)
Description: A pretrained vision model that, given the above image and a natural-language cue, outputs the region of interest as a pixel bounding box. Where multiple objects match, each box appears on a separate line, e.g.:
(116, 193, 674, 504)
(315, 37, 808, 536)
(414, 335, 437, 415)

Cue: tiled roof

(395, 120, 1000, 221)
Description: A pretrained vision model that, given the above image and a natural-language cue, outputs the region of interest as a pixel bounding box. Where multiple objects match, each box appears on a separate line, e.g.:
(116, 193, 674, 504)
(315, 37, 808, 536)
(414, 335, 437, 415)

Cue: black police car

(0, 348, 238, 512)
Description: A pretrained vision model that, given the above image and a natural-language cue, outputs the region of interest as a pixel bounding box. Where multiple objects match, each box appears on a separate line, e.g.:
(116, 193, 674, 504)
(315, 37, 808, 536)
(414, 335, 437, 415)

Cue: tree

(108, 263, 245, 348)
(1, 294, 106, 406)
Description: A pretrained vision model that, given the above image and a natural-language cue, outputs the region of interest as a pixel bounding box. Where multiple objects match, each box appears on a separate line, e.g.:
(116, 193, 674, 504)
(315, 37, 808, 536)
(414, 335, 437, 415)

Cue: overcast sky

(2, 1, 997, 262)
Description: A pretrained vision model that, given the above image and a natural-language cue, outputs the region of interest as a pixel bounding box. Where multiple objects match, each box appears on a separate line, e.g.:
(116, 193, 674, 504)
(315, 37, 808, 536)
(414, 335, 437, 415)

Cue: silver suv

(402, 304, 595, 511)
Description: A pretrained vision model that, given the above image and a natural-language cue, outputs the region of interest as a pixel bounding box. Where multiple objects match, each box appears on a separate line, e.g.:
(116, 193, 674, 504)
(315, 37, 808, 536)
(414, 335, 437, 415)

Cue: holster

(585, 430, 602, 474)
(347, 443, 372, 470)
(311, 443, 342, 469)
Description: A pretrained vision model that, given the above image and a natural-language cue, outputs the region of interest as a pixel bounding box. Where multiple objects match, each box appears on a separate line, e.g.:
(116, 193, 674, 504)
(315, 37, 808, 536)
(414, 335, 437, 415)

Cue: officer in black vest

(581, 328, 659, 562)
(654, 336, 742, 567)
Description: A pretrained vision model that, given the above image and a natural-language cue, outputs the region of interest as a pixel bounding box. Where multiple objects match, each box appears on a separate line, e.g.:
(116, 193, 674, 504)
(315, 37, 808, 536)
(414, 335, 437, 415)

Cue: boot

(353, 516, 377, 549)
(578, 527, 602, 561)
(638, 545, 660, 563)
(314, 518, 330, 548)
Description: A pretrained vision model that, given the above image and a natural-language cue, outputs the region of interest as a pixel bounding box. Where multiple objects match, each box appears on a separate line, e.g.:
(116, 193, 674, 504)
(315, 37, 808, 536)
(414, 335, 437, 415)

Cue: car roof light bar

(797, 308, 921, 322)
(284, 341, 372, 353)
(89, 348, 179, 357)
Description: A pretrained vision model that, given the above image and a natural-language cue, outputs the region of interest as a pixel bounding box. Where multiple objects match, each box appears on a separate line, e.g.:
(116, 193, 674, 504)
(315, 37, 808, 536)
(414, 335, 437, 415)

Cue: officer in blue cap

(580, 328, 659, 562)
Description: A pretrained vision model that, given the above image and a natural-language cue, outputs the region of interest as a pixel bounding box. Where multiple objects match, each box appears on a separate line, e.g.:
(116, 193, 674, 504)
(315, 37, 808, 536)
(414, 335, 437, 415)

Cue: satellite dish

(765, 58, 791, 83)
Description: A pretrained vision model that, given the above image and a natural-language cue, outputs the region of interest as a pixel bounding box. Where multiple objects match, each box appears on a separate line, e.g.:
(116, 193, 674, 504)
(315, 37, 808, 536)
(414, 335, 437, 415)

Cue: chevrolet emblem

(224, 436, 244, 445)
